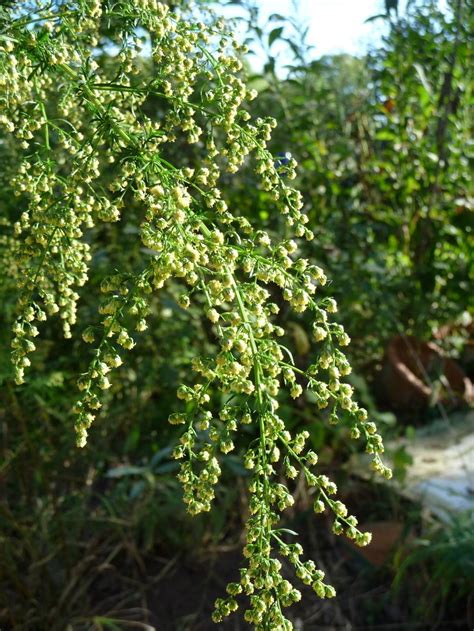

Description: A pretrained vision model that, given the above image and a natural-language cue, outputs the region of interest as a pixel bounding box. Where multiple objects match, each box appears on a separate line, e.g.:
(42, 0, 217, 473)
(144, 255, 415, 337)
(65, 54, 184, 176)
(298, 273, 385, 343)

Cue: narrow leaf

(414, 63, 432, 97)
(269, 26, 284, 48)
(365, 13, 389, 23)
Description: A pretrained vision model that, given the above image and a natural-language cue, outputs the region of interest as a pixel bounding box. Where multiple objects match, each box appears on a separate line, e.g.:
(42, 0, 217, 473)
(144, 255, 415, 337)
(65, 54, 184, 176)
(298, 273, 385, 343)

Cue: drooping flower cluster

(1, 1, 390, 628)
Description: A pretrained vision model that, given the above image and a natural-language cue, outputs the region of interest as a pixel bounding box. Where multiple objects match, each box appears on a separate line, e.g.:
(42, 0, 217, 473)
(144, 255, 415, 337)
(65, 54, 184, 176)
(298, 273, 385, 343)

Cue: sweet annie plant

(1, 1, 391, 628)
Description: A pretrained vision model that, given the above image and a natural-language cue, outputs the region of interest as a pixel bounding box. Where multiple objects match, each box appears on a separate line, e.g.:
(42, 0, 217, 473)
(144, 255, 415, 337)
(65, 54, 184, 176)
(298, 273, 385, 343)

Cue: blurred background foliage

(228, 0, 473, 369)
(0, 0, 472, 629)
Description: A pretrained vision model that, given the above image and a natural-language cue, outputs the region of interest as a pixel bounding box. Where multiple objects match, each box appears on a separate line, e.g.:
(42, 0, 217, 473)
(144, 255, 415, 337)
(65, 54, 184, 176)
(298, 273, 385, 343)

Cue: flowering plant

(1, 1, 390, 627)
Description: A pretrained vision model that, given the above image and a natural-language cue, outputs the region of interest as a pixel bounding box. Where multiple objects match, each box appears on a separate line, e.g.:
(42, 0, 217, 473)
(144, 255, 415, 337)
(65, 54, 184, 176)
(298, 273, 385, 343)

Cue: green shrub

(235, 0, 473, 366)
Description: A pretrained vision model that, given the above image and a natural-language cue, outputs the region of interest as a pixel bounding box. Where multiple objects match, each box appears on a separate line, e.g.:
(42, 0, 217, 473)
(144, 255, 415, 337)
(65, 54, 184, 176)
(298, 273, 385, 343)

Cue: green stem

(39, 102, 50, 150)
(228, 273, 272, 553)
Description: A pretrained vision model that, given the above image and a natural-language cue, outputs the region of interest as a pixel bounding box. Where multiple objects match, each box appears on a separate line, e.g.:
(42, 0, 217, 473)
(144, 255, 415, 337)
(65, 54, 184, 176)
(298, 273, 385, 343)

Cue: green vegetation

(0, 1, 472, 629)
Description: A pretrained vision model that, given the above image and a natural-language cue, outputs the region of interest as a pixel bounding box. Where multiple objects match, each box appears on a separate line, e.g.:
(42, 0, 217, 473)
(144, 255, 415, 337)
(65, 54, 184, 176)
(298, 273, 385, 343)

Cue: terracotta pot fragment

(348, 521, 406, 566)
(379, 335, 473, 410)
